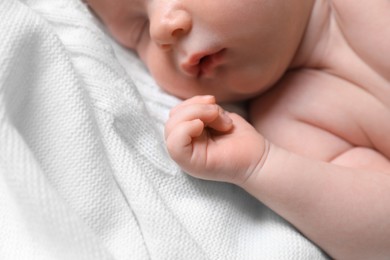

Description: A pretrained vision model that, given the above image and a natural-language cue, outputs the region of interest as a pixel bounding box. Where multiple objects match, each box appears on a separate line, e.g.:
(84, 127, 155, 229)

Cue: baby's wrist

(237, 141, 287, 191)
(233, 139, 273, 187)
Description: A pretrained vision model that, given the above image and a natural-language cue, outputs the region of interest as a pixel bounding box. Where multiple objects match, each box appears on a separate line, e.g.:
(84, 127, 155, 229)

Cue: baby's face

(87, 0, 312, 101)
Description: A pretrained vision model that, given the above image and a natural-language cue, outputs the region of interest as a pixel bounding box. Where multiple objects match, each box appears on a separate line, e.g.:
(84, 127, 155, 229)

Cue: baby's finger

(170, 95, 216, 117)
(165, 119, 205, 163)
(165, 103, 220, 139)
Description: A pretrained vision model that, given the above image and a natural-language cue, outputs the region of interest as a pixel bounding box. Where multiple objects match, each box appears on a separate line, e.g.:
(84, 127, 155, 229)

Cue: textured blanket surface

(0, 0, 328, 259)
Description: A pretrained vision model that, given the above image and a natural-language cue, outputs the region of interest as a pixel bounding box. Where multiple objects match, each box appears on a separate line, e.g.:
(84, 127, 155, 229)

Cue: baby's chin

(165, 88, 257, 103)
(153, 70, 267, 102)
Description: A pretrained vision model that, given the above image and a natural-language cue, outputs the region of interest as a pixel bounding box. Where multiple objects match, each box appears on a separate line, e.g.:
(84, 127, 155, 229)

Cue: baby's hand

(165, 96, 267, 185)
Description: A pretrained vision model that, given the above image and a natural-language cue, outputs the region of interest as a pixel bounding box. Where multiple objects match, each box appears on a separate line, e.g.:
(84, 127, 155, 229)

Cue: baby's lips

(180, 48, 226, 78)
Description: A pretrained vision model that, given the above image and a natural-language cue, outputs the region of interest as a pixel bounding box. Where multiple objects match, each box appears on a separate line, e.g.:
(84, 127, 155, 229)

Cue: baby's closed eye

(106, 16, 149, 50)
(85, 0, 150, 49)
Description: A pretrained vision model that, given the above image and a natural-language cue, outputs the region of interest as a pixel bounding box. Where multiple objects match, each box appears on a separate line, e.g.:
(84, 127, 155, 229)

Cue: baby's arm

(165, 95, 390, 260)
(243, 145, 390, 259)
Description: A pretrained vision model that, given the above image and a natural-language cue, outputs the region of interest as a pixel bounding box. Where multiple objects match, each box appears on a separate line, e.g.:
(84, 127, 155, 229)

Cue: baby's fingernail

(222, 111, 233, 124)
(202, 95, 215, 102)
(206, 104, 218, 111)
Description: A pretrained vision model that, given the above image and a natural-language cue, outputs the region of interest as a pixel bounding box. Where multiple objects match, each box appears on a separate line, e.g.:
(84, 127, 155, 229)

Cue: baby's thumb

(206, 107, 233, 132)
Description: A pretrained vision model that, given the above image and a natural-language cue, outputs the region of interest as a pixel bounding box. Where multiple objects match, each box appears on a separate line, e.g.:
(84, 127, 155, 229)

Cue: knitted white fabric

(0, 0, 328, 259)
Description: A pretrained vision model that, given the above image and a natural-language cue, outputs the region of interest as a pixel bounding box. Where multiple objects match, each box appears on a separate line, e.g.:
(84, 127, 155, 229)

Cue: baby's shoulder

(250, 69, 390, 162)
(330, 0, 390, 80)
(249, 1, 390, 168)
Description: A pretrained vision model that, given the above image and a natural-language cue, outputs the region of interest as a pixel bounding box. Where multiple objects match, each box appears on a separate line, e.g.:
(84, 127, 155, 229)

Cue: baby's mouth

(181, 48, 226, 78)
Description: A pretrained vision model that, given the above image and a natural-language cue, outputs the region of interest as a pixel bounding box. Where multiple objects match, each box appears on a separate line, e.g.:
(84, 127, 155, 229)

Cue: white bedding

(0, 0, 328, 259)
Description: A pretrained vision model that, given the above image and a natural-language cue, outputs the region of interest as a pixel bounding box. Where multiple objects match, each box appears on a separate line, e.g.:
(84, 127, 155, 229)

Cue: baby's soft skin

(165, 95, 266, 184)
(165, 94, 390, 260)
(85, 0, 390, 258)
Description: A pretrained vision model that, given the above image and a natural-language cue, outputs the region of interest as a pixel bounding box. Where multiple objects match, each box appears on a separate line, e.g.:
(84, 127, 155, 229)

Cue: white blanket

(0, 0, 328, 259)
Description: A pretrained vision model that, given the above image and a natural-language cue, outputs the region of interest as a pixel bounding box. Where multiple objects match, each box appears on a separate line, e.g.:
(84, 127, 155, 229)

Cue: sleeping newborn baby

(85, 0, 390, 258)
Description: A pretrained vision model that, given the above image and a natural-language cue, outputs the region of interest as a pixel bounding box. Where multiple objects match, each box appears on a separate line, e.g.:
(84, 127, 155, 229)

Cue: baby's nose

(149, 5, 192, 49)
